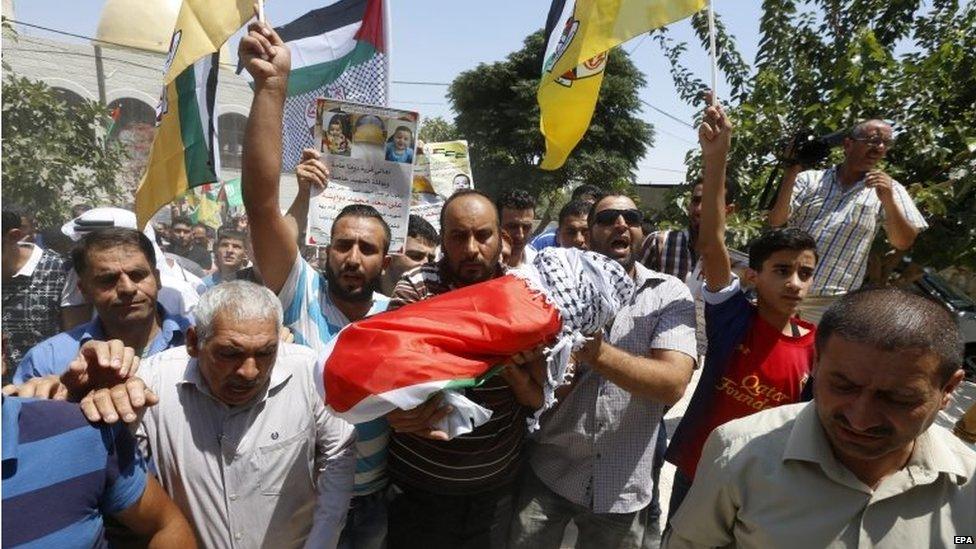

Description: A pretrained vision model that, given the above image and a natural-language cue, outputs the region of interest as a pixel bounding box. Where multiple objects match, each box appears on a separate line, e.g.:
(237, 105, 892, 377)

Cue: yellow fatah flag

(163, 0, 253, 84)
(538, 0, 706, 170)
(135, 54, 221, 228)
(136, 0, 253, 228)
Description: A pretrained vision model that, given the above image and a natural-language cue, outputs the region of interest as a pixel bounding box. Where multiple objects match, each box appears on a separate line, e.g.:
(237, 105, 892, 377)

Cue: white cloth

(524, 247, 635, 431)
(136, 344, 356, 549)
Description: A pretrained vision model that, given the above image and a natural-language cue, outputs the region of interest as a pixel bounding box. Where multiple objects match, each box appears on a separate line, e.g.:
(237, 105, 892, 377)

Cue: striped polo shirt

(788, 167, 927, 296)
(278, 255, 391, 496)
(388, 259, 528, 495)
(2, 397, 147, 548)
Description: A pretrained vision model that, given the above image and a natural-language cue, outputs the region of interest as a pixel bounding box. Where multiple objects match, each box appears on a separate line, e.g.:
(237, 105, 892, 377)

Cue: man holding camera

(767, 119, 927, 323)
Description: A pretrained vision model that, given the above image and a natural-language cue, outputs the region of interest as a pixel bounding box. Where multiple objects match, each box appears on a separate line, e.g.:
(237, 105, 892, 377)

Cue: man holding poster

(239, 22, 395, 548)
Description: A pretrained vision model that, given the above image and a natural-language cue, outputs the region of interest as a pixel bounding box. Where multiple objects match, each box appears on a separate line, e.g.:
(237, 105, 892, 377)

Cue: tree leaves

(656, 0, 976, 272)
(447, 31, 653, 199)
(2, 74, 128, 226)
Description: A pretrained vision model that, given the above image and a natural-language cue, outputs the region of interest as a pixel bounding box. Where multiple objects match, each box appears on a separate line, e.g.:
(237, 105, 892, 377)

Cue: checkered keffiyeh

(519, 247, 634, 430)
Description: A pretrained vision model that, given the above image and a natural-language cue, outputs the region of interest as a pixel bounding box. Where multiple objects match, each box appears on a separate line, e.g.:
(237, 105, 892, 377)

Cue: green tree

(654, 1, 976, 273)
(448, 31, 654, 201)
(418, 116, 459, 143)
(2, 73, 128, 226)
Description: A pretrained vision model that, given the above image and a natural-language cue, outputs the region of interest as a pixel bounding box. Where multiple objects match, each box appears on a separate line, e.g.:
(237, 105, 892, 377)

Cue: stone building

(2, 0, 299, 213)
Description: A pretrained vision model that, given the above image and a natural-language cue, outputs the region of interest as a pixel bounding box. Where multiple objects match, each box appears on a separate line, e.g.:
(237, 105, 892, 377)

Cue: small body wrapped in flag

(316, 247, 634, 437)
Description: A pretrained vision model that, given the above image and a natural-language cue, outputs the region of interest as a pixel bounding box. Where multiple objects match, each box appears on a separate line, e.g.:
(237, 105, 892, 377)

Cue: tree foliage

(655, 0, 976, 271)
(418, 116, 460, 143)
(448, 31, 654, 200)
(2, 73, 128, 226)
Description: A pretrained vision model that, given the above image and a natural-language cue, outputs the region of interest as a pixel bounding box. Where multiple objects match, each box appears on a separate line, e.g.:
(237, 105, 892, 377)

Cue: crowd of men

(2, 21, 973, 549)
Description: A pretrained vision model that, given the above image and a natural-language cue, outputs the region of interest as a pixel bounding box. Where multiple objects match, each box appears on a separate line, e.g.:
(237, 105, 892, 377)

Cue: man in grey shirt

(510, 193, 697, 548)
(665, 288, 973, 548)
(18, 280, 356, 548)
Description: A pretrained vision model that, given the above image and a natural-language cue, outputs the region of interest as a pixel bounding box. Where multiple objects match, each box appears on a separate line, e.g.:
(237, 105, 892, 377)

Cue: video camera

(759, 127, 849, 209)
(776, 128, 848, 168)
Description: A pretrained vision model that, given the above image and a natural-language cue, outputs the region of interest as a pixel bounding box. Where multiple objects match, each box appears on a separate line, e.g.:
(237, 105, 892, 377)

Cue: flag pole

(707, 0, 718, 106)
(257, 0, 266, 24)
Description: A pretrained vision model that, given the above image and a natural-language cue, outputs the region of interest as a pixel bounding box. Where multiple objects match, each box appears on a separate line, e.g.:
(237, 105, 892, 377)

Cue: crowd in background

(1, 20, 974, 549)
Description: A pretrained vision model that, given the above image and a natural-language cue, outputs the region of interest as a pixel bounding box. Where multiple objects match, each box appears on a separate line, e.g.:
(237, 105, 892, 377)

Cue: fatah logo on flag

(537, 0, 706, 170)
(239, 0, 390, 169)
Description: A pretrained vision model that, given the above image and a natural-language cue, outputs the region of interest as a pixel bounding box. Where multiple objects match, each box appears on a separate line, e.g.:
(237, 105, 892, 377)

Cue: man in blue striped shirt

(768, 119, 927, 323)
(2, 395, 194, 547)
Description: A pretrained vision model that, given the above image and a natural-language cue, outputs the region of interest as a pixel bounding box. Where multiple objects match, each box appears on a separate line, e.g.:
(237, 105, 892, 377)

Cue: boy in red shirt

(664, 100, 819, 521)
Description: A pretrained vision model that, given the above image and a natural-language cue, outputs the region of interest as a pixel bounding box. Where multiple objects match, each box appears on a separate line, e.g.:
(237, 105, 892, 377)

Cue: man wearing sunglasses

(510, 194, 697, 548)
(767, 119, 927, 323)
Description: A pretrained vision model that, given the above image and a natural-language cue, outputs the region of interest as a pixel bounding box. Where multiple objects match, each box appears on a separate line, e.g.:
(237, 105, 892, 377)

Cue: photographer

(767, 119, 927, 323)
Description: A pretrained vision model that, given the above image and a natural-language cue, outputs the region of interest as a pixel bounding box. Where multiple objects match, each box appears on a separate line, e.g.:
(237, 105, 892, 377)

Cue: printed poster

(307, 99, 419, 251)
(411, 140, 474, 232)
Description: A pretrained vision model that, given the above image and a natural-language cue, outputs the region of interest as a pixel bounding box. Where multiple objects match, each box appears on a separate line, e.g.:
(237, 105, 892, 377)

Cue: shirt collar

(13, 243, 43, 278)
(79, 303, 191, 349)
(2, 397, 23, 462)
(783, 402, 972, 488)
(632, 262, 669, 293)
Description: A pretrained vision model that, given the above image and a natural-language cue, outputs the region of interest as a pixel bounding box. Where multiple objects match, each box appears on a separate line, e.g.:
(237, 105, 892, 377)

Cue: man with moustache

(510, 193, 697, 549)
(768, 119, 927, 323)
(238, 22, 392, 549)
(13, 228, 191, 383)
(10, 281, 356, 548)
(664, 288, 974, 548)
(384, 188, 546, 548)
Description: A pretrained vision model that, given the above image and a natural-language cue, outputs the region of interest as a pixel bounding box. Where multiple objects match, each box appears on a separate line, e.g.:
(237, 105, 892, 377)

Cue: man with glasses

(767, 119, 927, 323)
(509, 194, 697, 549)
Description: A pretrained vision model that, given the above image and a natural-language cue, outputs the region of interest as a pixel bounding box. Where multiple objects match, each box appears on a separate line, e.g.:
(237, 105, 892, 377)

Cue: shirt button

(235, 533, 243, 541)
(229, 494, 238, 501)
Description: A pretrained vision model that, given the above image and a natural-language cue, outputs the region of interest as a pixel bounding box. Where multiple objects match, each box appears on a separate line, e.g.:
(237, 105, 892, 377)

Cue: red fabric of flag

(324, 274, 562, 413)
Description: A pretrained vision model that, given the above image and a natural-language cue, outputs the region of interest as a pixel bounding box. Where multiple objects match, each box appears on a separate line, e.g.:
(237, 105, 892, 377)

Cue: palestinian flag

(251, 0, 389, 169)
(317, 248, 634, 435)
(323, 275, 563, 422)
(135, 54, 221, 228)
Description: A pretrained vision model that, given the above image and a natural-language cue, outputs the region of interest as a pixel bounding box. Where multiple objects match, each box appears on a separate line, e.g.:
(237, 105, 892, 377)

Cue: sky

(10, 0, 765, 186)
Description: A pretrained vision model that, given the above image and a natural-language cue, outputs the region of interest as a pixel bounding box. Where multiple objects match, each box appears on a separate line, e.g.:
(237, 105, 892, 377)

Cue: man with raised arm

(238, 22, 394, 548)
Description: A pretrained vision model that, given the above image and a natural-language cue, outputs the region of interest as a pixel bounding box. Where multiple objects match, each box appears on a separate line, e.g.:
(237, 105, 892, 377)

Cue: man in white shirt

(665, 287, 973, 548)
(27, 280, 357, 548)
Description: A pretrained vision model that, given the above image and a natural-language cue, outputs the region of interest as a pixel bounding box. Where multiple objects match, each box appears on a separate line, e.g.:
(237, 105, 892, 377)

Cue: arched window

(51, 87, 87, 109)
(218, 112, 247, 170)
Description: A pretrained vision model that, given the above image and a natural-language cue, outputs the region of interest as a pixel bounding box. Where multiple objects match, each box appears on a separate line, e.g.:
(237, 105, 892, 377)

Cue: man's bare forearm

(588, 343, 692, 405)
(768, 165, 801, 227)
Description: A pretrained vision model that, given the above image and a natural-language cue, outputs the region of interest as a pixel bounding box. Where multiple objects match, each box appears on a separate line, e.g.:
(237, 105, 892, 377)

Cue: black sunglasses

(594, 208, 643, 227)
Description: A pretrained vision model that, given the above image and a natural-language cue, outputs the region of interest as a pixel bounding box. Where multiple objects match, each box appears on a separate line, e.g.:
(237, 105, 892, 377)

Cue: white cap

(60, 207, 168, 274)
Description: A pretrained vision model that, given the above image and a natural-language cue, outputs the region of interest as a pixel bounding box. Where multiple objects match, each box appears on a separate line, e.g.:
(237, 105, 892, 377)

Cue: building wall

(3, 32, 300, 213)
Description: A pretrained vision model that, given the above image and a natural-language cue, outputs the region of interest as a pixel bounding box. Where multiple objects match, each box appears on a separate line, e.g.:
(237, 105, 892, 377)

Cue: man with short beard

(510, 193, 697, 549)
(665, 288, 973, 548)
(238, 22, 393, 549)
(384, 188, 546, 548)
